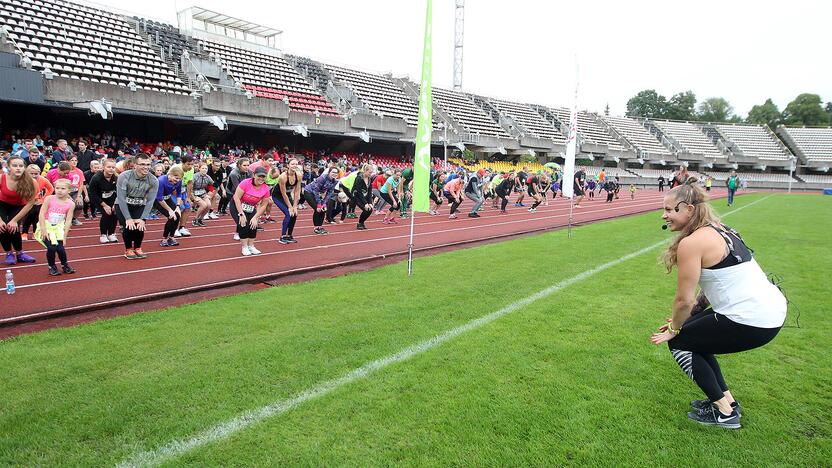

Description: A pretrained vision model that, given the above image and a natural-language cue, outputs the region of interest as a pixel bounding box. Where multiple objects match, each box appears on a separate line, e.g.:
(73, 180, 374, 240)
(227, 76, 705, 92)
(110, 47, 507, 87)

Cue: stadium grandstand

(0, 0, 830, 191)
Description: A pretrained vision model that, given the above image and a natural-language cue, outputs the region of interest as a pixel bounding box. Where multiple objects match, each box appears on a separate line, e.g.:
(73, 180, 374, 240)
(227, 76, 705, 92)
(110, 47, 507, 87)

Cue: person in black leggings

(495, 172, 515, 214)
(302, 167, 339, 235)
(350, 164, 375, 230)
(651, 180, 786, 429)
(115, 154, 158, 260)
(88, 159, 119, 243)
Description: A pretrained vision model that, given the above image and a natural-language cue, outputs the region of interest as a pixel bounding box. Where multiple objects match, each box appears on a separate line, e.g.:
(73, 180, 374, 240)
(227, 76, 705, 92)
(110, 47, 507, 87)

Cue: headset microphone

(661, 222, 670, 230)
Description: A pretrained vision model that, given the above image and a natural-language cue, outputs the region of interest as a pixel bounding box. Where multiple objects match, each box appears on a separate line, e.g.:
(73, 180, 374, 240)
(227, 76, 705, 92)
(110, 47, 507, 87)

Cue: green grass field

(1, 193, 829, 466)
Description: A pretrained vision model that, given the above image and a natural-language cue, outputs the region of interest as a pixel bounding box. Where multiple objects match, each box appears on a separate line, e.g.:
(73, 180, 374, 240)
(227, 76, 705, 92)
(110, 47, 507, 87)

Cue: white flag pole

(563, 59, 579, 238)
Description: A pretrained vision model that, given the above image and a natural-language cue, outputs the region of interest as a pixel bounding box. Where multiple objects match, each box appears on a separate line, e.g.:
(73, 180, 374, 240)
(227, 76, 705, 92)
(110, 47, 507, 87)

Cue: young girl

(21, 164, 54, 241)
(629, 184, 637, 199)
(38, 179, 76, 276)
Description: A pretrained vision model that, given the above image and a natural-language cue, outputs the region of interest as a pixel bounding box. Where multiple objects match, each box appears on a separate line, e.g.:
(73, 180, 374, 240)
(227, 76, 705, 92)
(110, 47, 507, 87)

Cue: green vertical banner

(412, 0, 432, 213)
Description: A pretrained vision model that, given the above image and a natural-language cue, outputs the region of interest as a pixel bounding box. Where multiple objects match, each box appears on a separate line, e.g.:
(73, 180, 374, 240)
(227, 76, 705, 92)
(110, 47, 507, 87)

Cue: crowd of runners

(1, 136, 642, 276)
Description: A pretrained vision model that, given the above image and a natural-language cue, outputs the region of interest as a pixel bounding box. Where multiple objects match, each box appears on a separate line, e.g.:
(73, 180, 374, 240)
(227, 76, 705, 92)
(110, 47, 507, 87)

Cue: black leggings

(445, 193, 462, 214)
(21, 204, 41, 235)
(46, 240, 69, 267)
(668, 309, 781, 402)
(154, 200, 180, 238)
(302, 190, 326, 227)
(230, 205, 258, 239)
(429, 191, 443, 206)
(326, 199, 348, 222)
(355, 199, 373, 224)
(495, 190, 510, 211)
(380, 192, 398, 214)
(99, 203, 117, 235)
(116, 204, 146, 249)
(218, 192, 230, 213)
(0, 201, 25, 252)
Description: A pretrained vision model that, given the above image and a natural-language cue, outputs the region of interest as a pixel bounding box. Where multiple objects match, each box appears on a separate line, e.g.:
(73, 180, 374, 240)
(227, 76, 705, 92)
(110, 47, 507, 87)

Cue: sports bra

(705, 224, 753, 270)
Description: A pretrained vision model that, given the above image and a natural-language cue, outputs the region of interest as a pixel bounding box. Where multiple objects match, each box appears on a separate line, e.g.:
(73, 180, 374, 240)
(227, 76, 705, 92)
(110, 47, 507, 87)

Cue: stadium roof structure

(185, 7, 282, 38)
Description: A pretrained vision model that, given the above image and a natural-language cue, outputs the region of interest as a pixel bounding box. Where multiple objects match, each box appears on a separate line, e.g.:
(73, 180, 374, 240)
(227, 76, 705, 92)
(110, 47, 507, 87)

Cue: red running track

(0, 189, 728, 331)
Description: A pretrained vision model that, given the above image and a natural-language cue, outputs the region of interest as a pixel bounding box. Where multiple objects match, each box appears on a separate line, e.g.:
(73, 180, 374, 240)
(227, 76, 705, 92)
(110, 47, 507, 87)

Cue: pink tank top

(44, 196, 75, 225)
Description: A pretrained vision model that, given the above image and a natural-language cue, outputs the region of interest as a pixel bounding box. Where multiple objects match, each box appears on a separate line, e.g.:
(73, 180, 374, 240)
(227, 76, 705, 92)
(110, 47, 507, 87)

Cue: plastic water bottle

(6, 269, 15, 295)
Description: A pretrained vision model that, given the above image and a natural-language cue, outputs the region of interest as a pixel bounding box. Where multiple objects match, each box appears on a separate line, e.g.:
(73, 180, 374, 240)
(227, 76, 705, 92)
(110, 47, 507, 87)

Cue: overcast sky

(101, 0, 830, 117)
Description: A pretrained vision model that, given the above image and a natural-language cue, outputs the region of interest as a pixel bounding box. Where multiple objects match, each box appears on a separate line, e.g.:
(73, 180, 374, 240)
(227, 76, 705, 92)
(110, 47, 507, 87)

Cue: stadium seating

(798, 174, 832, 184)
(199, 40, 338, 115)
(601, 116, 671, 156)
(716, 124, 790, 161)
(0, 0, 189, 93)
(626, 168, 675, 179)
(705, 171, 792, 182)
(777, 127, 832, 163)
(324, 63, 426, 126)
(547, 107, 626, 151)
(486, 99, 566, 142)
(652, 120, 726, 159)
(430, 86, 509, 137)
(135, 18, 198, 69)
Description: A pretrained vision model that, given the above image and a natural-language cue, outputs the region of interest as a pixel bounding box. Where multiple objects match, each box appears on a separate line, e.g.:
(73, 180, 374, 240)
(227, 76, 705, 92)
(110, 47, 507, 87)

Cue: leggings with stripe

(667, 308, 780, 402)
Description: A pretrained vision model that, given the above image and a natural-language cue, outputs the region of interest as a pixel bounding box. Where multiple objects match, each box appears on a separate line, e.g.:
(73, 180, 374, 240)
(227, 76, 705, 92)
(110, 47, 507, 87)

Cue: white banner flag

(562, 92, 578, 199)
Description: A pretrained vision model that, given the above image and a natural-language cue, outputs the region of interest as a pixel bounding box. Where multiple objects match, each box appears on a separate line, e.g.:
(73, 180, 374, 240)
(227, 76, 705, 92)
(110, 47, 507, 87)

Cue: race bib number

(241, 202, 256, 213)
(194, 189, 206, 197)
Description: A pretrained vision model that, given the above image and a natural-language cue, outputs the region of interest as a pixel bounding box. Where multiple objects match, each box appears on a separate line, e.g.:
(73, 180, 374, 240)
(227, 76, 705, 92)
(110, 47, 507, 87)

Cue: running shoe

(16, 252, 36, 263)
(100, 235, 110, 244)
(278, 236, 291, 245)
(174, 230, 182, 238)
(248, 245, 262, 255)
(381, 218, 389, 224)
(314, 227, 327, 235)
(428, 210, 437, 215)
(326, 220, 334, 224)
(21, 233, 28, 241)
(124, 249, 138, 260)
(287, 236, 298, 243)
(207, 212, 219, 220)
(389, 217, 399, 224)
(233, 233, 240, 241)
(160, 240, 170, 247)
(528, 208, 537, 213)
(48, 265, 60, 276)
(149, 213, 159, 220)
(108, 234, 118, 243)
(192, 219, 205, 227)
(84, 214, 91, 220)
(692, 399, 742, 417)
(356, 223, 367, 230)
(467, 213, 480, 218)
(687, 405, 741, 429)
(241, 246, 252, 256)
(178, 227, 192, 237)
(346, 213, 357, 219)
(71, 218, 82, 226)
(134, 248, 148, 259)
(61, 264, 75, 274)
(499, 210, 507, 214)
(448, 214, 458, 219)
(168, 238, 180, 246)
(267, 217, 277, 224)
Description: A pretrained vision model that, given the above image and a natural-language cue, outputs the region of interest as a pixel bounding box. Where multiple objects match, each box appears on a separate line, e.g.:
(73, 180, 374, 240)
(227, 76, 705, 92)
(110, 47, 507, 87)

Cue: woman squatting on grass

(650, 178, 786, 429)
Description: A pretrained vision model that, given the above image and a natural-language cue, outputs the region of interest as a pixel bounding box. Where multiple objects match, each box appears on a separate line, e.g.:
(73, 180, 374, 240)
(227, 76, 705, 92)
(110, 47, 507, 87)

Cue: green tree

(626, 90, 667, 119)
(781, 93, 827, 126)
(746, 98, 781, 130)
(696, 97, 734, 122)
(665, 91, 697, 121)
(825, 102, 832, 124)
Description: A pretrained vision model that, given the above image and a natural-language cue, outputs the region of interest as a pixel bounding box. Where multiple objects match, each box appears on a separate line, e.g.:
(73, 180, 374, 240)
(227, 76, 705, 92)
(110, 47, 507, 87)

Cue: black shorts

(0, 200, 25, 223)
(573, 186, 584, 196)
(528, 187, 538, 196)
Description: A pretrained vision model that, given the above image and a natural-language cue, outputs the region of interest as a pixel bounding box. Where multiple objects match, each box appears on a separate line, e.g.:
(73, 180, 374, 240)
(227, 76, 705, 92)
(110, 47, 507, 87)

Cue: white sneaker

(107, 234, 118, 243)
(178, 227, 192, 237)
(233, 233, 240, 241)
(174, 229, 182, 238)
(99, 234, 109, 244)
(207, 212, 218, 219)
(241, 246, 251, 256)
(248, 245, 261, 255)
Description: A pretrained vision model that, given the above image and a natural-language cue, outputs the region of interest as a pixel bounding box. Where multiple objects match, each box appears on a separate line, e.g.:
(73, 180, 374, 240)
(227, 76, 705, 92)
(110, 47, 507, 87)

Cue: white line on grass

(116, 194, 773, 468)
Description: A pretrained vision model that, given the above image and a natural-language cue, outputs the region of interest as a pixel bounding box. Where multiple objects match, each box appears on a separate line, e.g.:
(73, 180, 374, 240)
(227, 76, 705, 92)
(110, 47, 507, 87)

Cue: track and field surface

(1, 188, 695, 330)
(0, 193, 828, 466)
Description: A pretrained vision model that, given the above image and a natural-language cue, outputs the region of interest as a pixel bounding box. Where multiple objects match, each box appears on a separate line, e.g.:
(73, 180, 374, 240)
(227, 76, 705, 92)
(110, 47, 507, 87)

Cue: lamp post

(442, 123, 448, 169)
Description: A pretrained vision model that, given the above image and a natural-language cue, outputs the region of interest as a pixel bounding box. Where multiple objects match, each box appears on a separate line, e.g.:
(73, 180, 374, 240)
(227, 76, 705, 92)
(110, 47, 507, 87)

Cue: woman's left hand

(248, 217, 258, 229)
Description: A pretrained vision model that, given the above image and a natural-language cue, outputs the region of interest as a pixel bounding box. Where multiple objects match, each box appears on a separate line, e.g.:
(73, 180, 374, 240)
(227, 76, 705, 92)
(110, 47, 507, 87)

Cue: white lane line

(116, 194, 770, 468)
(17, 199, 663, 288)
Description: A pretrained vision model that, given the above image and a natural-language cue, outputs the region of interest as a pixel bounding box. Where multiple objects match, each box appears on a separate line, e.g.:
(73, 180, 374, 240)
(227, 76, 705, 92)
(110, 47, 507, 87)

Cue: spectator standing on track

(1, 156, 38, 265)
(651, 180, 786, 429)
(705, 176, 713, 192)
(88, 159, 119, 244)
(37, 179, 76, 276)
(115, 153, 158, 260)
(658, 175, 666, 192)
(629, 184, 637, 199)
(726, 170, 739, 206)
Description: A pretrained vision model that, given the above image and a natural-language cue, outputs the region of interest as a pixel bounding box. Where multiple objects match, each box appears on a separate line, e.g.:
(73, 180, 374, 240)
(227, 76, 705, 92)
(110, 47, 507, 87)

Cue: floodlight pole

(443, 124, 448, 168)
(788, 156, 795, 194)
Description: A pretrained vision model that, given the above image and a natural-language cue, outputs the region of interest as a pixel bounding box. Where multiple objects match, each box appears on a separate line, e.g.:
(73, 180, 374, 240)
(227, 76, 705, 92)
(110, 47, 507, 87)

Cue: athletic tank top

(698, 224, 786, 328)
(273, 172, 298, 199)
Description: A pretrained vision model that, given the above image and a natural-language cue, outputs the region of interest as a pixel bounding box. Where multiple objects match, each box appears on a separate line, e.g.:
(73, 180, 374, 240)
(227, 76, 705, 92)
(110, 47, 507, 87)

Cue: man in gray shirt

(116, 153, 158, 259)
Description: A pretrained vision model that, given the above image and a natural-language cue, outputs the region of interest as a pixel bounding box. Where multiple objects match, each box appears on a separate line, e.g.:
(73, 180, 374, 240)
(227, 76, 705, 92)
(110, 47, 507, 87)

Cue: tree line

(625, 90, 832, 129)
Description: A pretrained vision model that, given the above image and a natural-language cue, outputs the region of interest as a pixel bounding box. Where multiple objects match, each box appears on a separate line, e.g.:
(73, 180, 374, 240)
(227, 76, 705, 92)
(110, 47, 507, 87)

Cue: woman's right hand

(239, 215, 247, 227)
